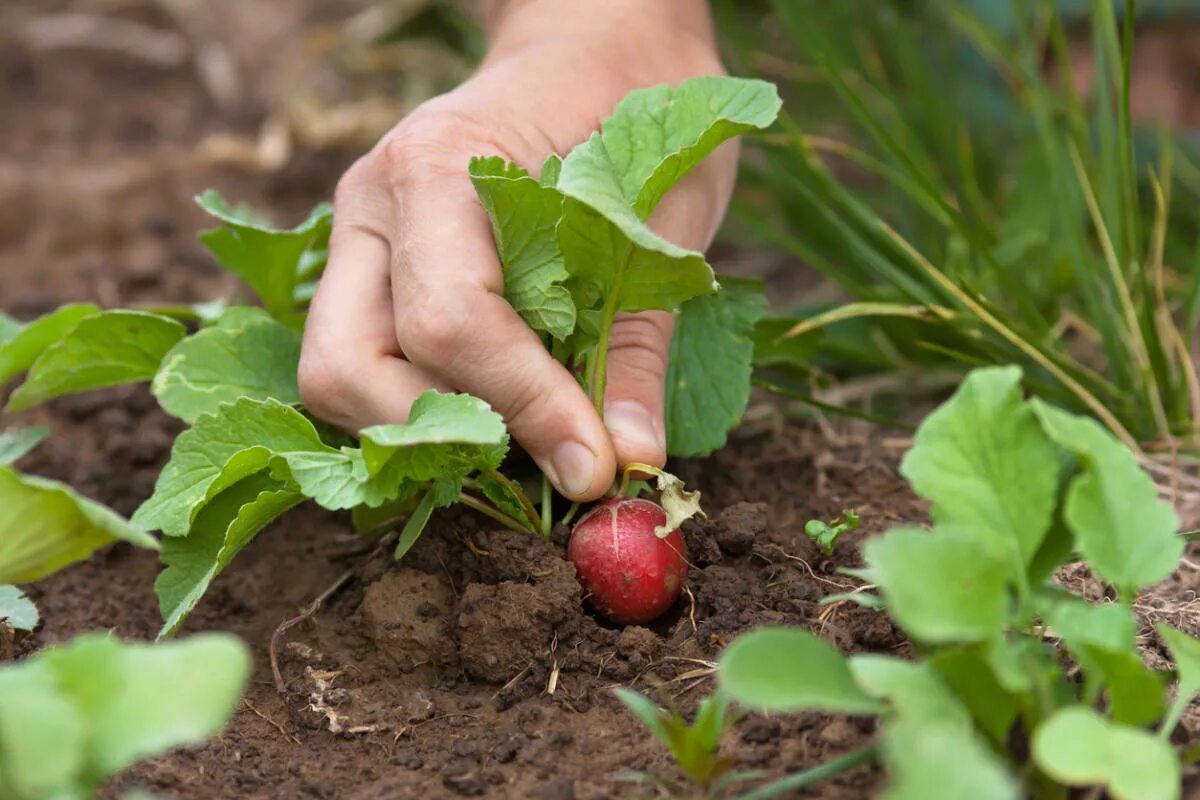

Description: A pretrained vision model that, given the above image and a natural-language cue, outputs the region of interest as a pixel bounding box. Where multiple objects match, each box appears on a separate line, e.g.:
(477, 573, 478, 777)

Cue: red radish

(567, 496, 688, 625)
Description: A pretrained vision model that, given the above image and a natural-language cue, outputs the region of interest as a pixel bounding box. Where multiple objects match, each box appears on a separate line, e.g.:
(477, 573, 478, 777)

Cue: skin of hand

(299, 0, 737, 502)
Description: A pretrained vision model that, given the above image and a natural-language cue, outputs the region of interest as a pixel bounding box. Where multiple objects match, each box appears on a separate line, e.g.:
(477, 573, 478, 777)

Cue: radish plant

(715, 366, 1198, 800)
(0, 76, 782, 637)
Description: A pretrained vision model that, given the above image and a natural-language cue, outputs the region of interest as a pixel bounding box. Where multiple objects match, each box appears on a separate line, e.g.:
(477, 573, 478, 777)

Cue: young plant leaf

(719, 627, 883, 714)
(1157, 624, 1200, 738)
(0, 312, 19, 344)
(863, 527, 1009, 644)
(156, 472, 303, 637)
(152, 314, 302, 422)
(928, 648, 1019, 745)
(6, 311, 185, 412)
(0, 303, 99, 385)
(0, 465, 158, 584)
(196, 190, 332, 323)
(358, 391, 508, 480)
(899, 366, 1059, 569)
(0, 585, 38, 632)
(804, 509, 861, 556)
(469, 157, 575, 339)
(0, 426, 51, 465)
(665, 277, 767, 457)
(1031, 400, 1183, 594)
(394, 488, 439, 561)
(0, 634, 248, 799)
(588, 76, 781, 220)
(848, 657, 1019, 800)
(1032, 707, 1179, 800)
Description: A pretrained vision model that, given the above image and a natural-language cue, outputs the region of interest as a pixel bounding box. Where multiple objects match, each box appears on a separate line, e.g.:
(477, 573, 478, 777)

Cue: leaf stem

(540, 471, 553, 538)
(485, 468, 541, 532)
(585, 248, 631, 417)
(459, 491, 534, 534)
(732, 745, 878, 800)
(560, 502, 581, 527)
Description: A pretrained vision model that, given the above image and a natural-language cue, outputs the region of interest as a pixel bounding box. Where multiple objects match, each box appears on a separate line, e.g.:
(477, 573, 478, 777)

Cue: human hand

(299, 0, 736, 501)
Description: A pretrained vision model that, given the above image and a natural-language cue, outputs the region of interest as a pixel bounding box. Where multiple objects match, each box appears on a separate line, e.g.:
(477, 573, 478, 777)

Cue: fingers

(389, 155, 616, 502)
(299, 166, 448, 431)
(603, 311, 673, 469)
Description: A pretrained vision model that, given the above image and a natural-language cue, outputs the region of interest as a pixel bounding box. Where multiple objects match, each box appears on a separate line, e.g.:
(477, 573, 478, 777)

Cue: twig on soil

(270, 568, 355, 693)
(757, 545, 857, 591)
(493, 665, 531, 699)
(17, 13, 190, 66)
(683, 585, 698, 635)
(241, 699, 301, 746)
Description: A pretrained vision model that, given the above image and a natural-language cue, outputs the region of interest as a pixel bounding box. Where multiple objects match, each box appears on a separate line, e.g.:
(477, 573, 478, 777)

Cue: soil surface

(2, 3, 1199, 799)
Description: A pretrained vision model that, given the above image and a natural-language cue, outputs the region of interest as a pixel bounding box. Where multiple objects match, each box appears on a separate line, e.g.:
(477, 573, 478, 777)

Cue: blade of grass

(781, 302, 954, 340)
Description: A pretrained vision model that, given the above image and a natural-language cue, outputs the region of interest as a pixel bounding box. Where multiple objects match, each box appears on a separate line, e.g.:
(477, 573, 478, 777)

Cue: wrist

(482, 0, 722, 78)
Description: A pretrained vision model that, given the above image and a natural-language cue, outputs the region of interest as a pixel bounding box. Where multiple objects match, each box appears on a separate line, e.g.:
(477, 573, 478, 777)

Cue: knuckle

(394, 295, 471, 366)
(297, 347, 357, 420)
(378, 109, 496, 189)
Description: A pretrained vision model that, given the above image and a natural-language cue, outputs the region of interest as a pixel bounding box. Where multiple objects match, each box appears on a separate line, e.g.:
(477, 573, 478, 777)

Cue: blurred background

(3, 0, 1200, 445)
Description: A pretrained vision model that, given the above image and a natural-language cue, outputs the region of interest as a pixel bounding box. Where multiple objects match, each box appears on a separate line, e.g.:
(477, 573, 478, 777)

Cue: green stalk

(585, 248, 632, 417)
(459, 492, 535, 534)
(733, 746, 878, 800)
(540, 472, 553, 538)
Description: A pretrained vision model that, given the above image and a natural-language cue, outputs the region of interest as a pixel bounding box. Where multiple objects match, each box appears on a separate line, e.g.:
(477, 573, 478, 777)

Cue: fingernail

(605, 401, 665, 453)
(551, 441, 598, 498)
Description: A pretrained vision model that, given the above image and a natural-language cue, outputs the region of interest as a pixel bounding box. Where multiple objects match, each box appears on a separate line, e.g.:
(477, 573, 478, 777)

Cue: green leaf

(1159, 625, 1200, 707)
(196, 190, 332, 322)
(0, 312, 19, 344)
(43, 632, 249, 784)
(1033, 707, 1179, 800)
(0, 465, 158, 584)
(152, 315, 302, 422)
(718, 627, 883, 714)
(0, 633, 248, 798)
(0, 585, 38, 631)
(133, 399, 362, 535)
(665, 277, 767, 457)
(156, 473, 303, 637)
(394, 488, 439, 561)
(848, 657, 1019, 800)
(0, 303, 99, 384)
(1032, 400, 1182, 594)
(929, 648, 1019, 745)
(469, 157, 575, 339)
(0, 660, 84, 800)
(0, 426, 51, 465)
(899, 366, 1059, 569)
(592, 76, 781, 219)
(7, 311, 185, 412)
(864, 527, 1009, 643)
(358, 391, 508, 480)
(750, 316, 822, 368)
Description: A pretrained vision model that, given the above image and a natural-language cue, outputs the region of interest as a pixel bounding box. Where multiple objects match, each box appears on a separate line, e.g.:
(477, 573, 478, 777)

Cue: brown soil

(2, 3, 1199, 799)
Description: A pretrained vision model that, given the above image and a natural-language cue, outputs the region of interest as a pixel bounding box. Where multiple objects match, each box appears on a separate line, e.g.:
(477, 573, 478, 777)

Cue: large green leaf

(590, 76, 781, 220)
(0, 312, 19, 345)
(1032, 400, 1182, 594)
(718, 627, 883, 714)
(929, 648, 1019, 744)
(900, 366, 1059, 569)
(469, 157, 575, 339)
(7, 311, 185, 412)
(152, 314, 302, 422)
(0, 426, 50, 465)
(196, 190, 332, 322)
(0, 465, 158, 584)
(864, 527, 1009, 643)
(0, 661, 84, 800)
(665, 277, 767, 457)
(1033, 707, 1179, 800)
(0, 585, 38, 632)
(0, 303, 99, 385)
(156, 473, 303, 637)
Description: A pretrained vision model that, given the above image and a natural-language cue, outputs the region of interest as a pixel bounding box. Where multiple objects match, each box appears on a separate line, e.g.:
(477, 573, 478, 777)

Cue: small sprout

(804, 509, 860, 556)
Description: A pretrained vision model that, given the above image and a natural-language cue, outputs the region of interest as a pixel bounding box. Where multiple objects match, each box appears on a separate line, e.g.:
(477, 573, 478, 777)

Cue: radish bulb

(566, 466, 702, 625)
(568, 497, 688, 625)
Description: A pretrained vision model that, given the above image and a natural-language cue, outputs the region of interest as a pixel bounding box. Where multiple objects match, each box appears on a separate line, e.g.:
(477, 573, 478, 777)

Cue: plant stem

(585, 249, 631, 417)
(459, 492, 534, 534)
(541, 472, 553, 538)
(733, 746, 878, 800)
(485, 468, 541, 532)
(560, 502, 581, 527)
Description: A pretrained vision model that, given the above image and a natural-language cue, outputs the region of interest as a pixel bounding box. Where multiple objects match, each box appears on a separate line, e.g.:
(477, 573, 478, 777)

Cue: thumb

(603, 310, 674, 469)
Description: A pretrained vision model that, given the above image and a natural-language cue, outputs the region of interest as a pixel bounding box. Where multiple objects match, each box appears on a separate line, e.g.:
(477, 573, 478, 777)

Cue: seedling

(804, 509, 860, 556)
(719, 366, 1199, 800)
(614, 686, 750, 799)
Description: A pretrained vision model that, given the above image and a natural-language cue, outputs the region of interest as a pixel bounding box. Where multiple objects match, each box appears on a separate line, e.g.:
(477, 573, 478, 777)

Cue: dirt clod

(360, 568, 457, 672)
